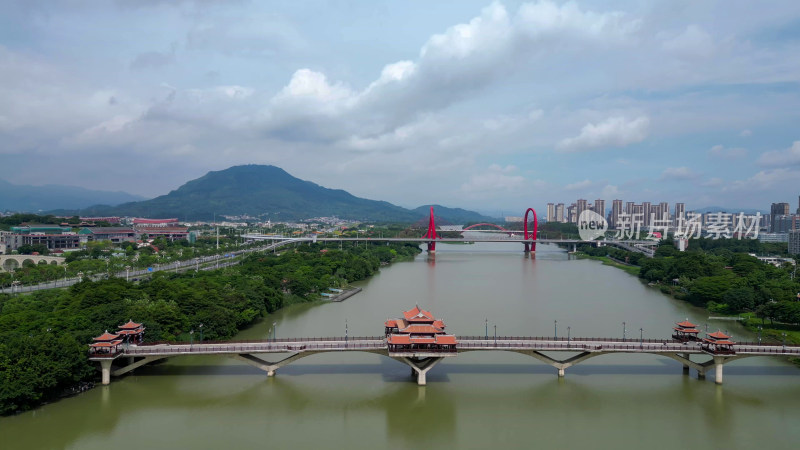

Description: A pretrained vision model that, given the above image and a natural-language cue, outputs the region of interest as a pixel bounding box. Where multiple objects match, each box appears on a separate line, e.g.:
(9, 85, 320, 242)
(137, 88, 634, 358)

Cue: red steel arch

(463, 223, 509, 232)
(523, 208, 538, 252)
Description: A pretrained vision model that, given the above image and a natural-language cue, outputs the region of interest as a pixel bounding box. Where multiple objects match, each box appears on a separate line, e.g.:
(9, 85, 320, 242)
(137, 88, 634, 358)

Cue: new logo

(578, 209, 607, 241)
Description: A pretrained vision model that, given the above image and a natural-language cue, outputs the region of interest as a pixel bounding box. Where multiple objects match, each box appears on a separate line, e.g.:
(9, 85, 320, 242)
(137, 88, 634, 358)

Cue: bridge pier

(714, 356, 724, 385)
(398, 357, 443, 386)
(99, 359, 113, 385)
(682, 353, 690, 375)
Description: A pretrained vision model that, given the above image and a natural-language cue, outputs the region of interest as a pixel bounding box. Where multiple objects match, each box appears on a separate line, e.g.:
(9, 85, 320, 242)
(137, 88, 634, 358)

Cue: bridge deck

(90, 336, 800, 359)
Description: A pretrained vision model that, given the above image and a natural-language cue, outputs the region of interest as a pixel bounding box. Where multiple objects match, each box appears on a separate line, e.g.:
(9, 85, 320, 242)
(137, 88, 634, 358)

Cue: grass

(577, 254, 641, 276)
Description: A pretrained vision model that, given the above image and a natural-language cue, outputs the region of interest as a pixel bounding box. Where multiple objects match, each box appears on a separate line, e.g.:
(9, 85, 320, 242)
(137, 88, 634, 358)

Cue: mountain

(70, 165, 496, 223)
(0, 179, 145, 212)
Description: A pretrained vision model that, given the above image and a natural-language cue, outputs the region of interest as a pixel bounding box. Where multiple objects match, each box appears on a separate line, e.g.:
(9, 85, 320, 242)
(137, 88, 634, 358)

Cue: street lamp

(199, 323, 204, 343)
(623, 321, 626, 340)
(77, 271, 84, 282)
(783, 332, 787, 349)
(640, 328, 644, 348)
(758, 326, 763, 344)
(190, 329, 194, 346)
(272, 322, 277, 340)
(485, 318, 488, 339)
(494, 324, 497, 345)
(125, 265, 131, 282)
(567, 326, 571, 344)
(554, 320, 558, 340)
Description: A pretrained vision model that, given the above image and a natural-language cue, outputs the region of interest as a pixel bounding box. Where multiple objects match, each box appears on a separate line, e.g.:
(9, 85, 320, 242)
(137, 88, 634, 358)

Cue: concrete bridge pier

(398, 357, 443, 386)
(682, 353, 690, 375)
(231, 353, 309, 377)
(714, 356, 725, 385)
(557, 367, 565, 377)
(99, 359, 113, 385)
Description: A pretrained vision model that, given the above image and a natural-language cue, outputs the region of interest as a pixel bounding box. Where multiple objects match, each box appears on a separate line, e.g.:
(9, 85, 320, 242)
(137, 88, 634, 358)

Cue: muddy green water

(2, 242, 799, 449)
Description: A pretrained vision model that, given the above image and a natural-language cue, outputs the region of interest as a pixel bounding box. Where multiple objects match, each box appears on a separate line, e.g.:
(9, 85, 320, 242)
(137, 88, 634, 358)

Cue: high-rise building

(796, 195, 800, 215)
(576, 199, 588, 220)
(555, 203, 565, 223)
(546, 203, 555, 222)
(593, 199, 605, 220)
(625, 202, 635, 214)
(642, 202, 652, 226)
(674, 203, 685, 225)
(657, 202, 669, 222)
(772, 202, 790, 217)
(567, 203, 577, 223)
(789, 229, 800, 255)
(611, 199, 623, 228)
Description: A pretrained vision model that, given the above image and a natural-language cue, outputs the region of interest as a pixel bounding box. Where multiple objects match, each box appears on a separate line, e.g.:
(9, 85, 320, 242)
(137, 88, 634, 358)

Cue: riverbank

(577, 249, 800, 347)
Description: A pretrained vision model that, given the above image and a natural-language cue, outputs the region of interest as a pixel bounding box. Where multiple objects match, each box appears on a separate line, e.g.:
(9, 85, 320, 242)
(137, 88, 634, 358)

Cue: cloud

(661, 25, 715, 59)
(725, 167, 800, 192)
(740, 129, 752, 137)
(660, 166, 697, 180)
(460, 164, 526, 193)
(557, 116, 649, 152)
(756, 141, 800, 167)
(601, 184, 620, 197)
(709, 144, 747, 159)
(130, 46, 176, 70)
(565, 179, 593, 191)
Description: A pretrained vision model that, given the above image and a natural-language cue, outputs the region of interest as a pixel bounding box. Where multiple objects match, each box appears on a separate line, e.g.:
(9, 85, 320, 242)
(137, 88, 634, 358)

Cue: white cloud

(601, 184, 620, 197)
(565, 179, 593, 191)
(756, 141, 800, 167)
(740, 129, 752, 137)
(660, 166, 697, 180)
(725, 167, 800, 192)
(709, 144, 747, 159)
(557, 116, 649, 152)
(661, 25, 715, 59)
(460, 164, 525, 193)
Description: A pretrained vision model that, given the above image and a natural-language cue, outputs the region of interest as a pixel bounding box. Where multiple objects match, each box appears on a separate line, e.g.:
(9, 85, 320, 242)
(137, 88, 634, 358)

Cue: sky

(1, 0, 799, 215)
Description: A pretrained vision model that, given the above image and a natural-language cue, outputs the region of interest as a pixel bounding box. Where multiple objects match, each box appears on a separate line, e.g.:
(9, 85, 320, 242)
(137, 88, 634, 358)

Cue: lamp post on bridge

(485, 318, 488, 340)
(554, 320, 558, 340)
(623, 321, 626, 340)
(567, 326, 571, 345)
(494, 324, 497, 345)
(190, 329, 194, 346)
(199, 323, 203, 343)
(783, 332, 787, 349)
(640, 328, 644, 348)
(345, 319, 348, 344)
(272, 322, 277, 341)
(758, 326, 762, 344)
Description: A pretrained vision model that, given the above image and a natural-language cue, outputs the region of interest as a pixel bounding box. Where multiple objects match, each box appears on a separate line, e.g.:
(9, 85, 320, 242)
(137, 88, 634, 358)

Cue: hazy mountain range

(0, 179, 145, 212)
(50, 165, 498, 223)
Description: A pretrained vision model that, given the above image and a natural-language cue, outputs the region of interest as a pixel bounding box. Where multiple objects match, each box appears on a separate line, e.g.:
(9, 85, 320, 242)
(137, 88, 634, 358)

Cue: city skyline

(2, 1, 800, 213)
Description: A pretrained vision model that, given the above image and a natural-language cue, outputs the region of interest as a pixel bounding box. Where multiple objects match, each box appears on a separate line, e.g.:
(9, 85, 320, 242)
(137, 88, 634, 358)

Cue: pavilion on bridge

(89, 331, 123, 357)
(702, 330, 736, 355)
(116, 320, 145, 345)
(672, 319, 700, 342)
(385, 306, 457, 353)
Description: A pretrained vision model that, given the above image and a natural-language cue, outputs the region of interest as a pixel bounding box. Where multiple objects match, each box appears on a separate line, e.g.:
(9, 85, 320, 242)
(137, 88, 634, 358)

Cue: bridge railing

(126, 341, 387, 355)
(141, 336, 384, 346)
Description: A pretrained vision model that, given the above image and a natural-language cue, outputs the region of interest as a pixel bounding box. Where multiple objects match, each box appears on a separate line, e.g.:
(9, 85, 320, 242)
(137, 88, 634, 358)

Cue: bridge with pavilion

(89, 314, 800, 387)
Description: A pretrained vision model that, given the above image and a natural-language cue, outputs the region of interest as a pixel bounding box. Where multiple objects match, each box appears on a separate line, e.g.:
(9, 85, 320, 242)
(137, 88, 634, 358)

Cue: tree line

(0, 242, 420, 415)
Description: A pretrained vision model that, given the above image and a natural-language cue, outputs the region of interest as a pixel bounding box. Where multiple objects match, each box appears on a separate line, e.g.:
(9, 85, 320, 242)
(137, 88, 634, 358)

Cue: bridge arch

(463, 223, 509, 232)
(523, 208, 538, 251)
(2, 259, 19, 272)
(0, 255, 66, 272)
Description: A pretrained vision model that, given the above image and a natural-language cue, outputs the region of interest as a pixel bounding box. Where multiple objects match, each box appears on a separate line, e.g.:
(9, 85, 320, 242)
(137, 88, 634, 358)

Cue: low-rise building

(79, 227, 137, 244)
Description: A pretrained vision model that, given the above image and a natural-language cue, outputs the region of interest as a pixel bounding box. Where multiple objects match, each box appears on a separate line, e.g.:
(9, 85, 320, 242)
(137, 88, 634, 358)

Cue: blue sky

(1, 0, 799, 215)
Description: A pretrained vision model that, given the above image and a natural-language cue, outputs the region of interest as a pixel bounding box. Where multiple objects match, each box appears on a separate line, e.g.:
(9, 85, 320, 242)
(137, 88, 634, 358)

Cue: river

(2, 242, 799, 449)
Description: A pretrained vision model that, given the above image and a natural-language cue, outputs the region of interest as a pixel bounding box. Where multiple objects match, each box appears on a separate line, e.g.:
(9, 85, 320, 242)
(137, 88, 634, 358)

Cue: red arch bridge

(91, 336, 800, 386)
(242, 207, 655, 255)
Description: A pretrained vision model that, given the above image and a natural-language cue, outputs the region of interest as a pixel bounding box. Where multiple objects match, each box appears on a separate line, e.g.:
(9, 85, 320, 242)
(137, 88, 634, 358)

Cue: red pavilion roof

(675, 320, 697, 328)
(387, 335, 411, 345)
(118, 320, 143, 330)
(384, 319, 397, 328)
(90, 339, 123, 347)
(400, 324, 444, 335)
(403, 306, 435, 322)
(673, 327, 699, 334)
(707, 331, 731, 340)
(435, 335, 457, 345)
(93, 331, 120, 341)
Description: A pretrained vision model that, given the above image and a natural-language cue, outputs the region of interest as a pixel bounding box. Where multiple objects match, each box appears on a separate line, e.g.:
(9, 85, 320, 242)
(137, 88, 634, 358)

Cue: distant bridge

(0, 254, 65, 272)
(91, 335, 800, 386)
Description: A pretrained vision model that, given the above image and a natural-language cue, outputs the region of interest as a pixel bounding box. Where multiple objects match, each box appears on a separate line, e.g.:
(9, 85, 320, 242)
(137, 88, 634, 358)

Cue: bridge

(90, 335, 800, 387)
(1, 254, 65, 272)
(243, 206, 657, 254)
